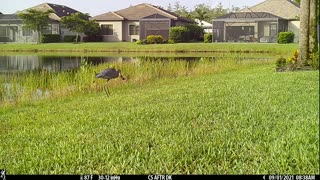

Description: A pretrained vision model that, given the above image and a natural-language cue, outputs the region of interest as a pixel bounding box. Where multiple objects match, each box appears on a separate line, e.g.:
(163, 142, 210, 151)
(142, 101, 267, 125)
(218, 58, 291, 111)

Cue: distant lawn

(0, 63, 318, 174)
(0, 42, 298, 54)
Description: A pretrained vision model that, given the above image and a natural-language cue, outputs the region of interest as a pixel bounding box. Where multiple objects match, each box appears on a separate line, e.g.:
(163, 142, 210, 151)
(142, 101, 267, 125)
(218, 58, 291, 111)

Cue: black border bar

(4, 175, 319, 180)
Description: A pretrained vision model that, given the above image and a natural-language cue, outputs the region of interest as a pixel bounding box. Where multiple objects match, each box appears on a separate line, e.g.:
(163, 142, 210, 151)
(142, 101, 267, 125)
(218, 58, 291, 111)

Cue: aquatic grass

(0, 55, 274, 106)
(0, 64, 318, 174)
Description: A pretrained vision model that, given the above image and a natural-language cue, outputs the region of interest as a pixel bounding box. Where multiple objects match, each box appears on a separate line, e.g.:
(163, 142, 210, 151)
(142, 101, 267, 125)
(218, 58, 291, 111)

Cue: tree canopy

(18, 9, 54, 44)
(167, 1, 236, 23)
(61, 12, 100, 43)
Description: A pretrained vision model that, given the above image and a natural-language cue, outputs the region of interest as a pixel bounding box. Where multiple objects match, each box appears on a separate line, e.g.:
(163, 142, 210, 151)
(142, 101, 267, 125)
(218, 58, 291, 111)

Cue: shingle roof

(92, 12, 124, 21)
(18, 3, 82, 21)
(47, 3, 80, 18)
(239, 0, 299, 20)
(0, 14, 19, 20)
(93, 3, 193, 23)
(0, 14, 21, 23)
(216, 12, 283, 19)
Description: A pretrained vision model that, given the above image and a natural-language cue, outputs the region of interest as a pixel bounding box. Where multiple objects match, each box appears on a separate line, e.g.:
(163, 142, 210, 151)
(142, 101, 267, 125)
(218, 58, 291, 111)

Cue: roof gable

(114, 3, 176, 20)
(47, 3, 80, 18)
(93, 3, 193, 23)
(18, 3, 82, 21)
(217, 12, 283, 19)
(92, 12, 124, 21)
(142, 13, 170, 19)
(239, 0, 299, 20)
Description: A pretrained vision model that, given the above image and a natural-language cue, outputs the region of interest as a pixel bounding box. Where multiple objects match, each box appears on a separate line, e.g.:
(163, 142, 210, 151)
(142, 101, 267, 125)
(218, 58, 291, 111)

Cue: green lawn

(0, 42, 298, 54)
(0, 63, 318, 174)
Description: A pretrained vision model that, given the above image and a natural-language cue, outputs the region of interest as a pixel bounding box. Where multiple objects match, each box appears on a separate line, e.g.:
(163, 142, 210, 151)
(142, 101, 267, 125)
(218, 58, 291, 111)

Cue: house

(0, 3, 83, 43)
(195, 19, 212, 33)
(92, 3, 194, 42)
(212, 0, 300, 43)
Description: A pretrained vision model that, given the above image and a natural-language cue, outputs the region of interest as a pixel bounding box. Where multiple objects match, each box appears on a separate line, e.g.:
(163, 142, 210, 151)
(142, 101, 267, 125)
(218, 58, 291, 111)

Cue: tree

(298, 0, 318, 66)
(309, 0, 318, 54)
(18, 9, 54, 44)
(193, 4, 210, 26)
(84, 20, 100, 36)
(213, 2, 228, 18)
(61, 12, 90, 43)
(298, 0, 310, 65)
(169, 1, 191, 18)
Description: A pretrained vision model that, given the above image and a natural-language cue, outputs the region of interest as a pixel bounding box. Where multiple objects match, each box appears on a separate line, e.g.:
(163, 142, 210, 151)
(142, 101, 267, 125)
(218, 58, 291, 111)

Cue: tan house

(212, 0, 300, 43)
(0, 3, 83, 43)
(92, 3, 194, 42)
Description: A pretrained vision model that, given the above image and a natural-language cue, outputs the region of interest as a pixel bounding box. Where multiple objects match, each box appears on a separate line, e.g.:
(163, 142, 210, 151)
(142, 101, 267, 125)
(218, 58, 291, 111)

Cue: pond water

(0, 55, 138, 73)
(0, 53, 275, 73)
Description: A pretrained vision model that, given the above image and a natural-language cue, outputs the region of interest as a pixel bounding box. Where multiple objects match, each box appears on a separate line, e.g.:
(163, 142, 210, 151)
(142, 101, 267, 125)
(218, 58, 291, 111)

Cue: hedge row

(169, 24, 203, 43)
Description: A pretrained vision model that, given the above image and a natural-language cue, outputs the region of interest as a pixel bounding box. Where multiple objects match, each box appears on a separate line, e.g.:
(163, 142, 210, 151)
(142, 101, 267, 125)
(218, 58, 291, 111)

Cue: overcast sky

(1, 0, 264, 17)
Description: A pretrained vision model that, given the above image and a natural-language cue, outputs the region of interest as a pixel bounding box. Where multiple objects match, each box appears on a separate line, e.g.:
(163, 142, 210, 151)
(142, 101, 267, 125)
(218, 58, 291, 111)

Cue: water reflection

(0, 55, 138, 73)
(0, 54, 273, 73)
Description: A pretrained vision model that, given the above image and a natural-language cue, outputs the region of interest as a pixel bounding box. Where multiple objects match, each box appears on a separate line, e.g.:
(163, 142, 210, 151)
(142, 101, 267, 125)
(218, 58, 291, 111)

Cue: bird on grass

(95, 67, 125, 97)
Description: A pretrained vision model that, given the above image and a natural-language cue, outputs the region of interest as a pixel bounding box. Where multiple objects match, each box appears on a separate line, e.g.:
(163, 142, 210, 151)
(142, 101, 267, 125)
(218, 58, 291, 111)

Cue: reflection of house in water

(0, 55, 138, 73)
(0, 55, 81, 72)
(88, 57, 137, 65)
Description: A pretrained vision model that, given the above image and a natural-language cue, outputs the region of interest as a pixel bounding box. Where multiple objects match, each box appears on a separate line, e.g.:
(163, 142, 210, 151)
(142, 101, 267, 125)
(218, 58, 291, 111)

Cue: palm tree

(298, 0, 310, 66)
(309, 0, 318, 54)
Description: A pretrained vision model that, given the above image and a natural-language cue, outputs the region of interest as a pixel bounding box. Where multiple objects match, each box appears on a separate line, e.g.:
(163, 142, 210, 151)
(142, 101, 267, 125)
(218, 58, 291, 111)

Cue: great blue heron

(95, 67, 125, 97)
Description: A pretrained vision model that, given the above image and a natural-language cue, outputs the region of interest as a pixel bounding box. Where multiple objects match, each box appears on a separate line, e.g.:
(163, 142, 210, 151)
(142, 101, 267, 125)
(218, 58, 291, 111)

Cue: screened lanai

(212, 12, 287, 43)
(139, 13, 171, 41)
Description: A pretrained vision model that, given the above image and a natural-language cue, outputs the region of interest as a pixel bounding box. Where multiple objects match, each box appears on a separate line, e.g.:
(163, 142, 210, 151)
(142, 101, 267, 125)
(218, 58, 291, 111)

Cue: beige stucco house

(92, 3, 194, 42)
(0, 3, 83, 43)
(212, 0, 300, 43)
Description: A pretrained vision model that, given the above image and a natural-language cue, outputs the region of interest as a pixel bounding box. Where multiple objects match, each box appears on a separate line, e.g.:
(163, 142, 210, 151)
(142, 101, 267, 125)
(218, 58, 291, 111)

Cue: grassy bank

(0, 42, 298, 54)
(0, 57, 272, 106)
(0, 63, 318, 174)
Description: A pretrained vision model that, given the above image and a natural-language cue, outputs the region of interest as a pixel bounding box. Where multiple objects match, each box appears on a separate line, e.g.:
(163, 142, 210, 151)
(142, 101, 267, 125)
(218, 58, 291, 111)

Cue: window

(263, 25, 270, 36)
(22, 27, 32, 36)
(101, 24, 113, 35)
(270, 24, 277, 36)
(0, 26, 6, 37)
(43, 24, 52, 34)
(129, 25, 139, 35)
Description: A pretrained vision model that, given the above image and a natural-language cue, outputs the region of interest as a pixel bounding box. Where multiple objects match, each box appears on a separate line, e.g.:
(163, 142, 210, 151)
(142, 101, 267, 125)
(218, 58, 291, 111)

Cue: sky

(1, 0, 264, 17)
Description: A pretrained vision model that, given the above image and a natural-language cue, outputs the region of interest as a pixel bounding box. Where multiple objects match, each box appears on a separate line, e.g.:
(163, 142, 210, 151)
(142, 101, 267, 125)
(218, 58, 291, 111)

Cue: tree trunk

(309, 0, 318, 54)
(298, 0, 310, 66)
(37, 31, 41, 44)
(76, 32, 79, 43)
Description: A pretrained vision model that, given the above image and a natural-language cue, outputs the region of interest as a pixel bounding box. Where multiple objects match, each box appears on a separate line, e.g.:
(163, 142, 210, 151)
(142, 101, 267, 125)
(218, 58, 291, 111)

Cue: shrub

(308, 52, 319, 69)
(278, 32, 294, 44)
(41, 34, 61, 43)
(185, 24, 204, 41)
(276, 57, 286, 67)
(136, 39, 147, 45)
(169, 26, 188, 43)
(83, 35, 102, 42)
(286, 49, 299, 70)
(63, 35, 80, 42)
(146, 35, 163, 44)
(168, 39, 175, 44)
(204, 33, 213, 43)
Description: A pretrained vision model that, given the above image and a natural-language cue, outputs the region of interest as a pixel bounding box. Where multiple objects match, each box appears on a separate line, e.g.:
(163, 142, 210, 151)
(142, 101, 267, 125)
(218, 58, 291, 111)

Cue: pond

(0, 52, 279, 73)
(0, 52, 277, 104)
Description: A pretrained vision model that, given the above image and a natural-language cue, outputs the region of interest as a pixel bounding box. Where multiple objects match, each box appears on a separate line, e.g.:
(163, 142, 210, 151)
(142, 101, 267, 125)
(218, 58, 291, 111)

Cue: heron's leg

(104, 84, 110, 97)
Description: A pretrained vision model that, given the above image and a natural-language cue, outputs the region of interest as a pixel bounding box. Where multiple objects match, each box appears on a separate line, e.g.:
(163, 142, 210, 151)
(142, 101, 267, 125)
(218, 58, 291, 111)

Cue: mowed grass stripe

(0, 65, 318, 174)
